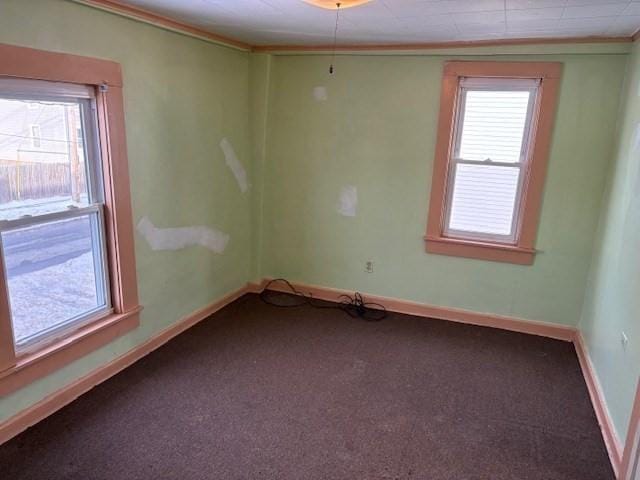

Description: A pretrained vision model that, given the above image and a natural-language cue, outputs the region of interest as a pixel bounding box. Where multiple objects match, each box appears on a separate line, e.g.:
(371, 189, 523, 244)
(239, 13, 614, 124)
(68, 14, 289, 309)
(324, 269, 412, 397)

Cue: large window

(0, 79, 110, 349)
(0, 42, 140, 396)
(444, 78, 538, 243)
(425, 62, 562, 265)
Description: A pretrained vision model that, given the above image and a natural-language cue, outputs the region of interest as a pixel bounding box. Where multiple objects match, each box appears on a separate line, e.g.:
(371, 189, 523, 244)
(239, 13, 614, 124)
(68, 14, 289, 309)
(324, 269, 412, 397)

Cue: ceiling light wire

(329, 2, 341, 74)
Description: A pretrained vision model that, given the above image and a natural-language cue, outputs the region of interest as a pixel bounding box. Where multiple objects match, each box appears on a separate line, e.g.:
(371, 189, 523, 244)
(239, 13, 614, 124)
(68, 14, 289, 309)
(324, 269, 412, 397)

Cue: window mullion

(81, 97, 105, 205)
(93, 205, 111, 311)
(454, 158, 522, 168)
(443, 157, 460, 235)
(0, 205, 101, 232)
(451, 87, 467, 160)
(519, 86, 540, 164)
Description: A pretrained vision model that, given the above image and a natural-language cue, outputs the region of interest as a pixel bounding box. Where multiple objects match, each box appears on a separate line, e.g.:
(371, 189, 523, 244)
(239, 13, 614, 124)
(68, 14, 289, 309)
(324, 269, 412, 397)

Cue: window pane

(0, 99, 90, 220)
(1, 214, 107, 346)
(448, 163, 520, 237)
(458, 90, 531, 163)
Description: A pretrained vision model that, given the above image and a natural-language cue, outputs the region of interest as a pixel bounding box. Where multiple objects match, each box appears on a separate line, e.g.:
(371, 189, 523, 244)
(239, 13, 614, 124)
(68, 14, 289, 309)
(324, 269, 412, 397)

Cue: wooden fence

(0, 163, 85, 203)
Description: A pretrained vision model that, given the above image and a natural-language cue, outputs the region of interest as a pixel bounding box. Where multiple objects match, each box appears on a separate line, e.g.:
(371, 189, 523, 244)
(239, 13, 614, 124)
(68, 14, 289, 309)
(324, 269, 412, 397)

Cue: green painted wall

(259, 52, 626, 327)
(0, 0, 251, 422)
(0, 0, 636, 445)
(580, 41, 640, 443)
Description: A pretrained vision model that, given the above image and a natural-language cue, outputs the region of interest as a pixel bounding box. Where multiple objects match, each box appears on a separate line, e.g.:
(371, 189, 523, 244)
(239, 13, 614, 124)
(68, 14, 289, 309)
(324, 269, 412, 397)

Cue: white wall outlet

(365, 261, 373, 273)
(621, 331, 629, 351)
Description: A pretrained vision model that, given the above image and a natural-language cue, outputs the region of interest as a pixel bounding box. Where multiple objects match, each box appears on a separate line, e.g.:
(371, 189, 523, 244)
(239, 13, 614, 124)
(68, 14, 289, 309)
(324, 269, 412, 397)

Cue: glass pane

(458, 90, 531, 163)
(2, 214, 107, 346)
(448, 163, 520, 237)
(0, 98, 90, 220)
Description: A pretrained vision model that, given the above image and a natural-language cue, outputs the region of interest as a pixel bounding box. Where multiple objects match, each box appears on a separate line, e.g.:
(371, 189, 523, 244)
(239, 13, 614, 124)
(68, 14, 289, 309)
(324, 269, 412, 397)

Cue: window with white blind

(444, 78, 539, 244)
(425, 61, 562, 265)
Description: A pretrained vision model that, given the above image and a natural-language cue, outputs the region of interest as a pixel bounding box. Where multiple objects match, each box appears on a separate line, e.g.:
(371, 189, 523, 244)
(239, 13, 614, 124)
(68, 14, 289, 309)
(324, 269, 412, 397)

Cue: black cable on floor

(259, 278, 387, 322)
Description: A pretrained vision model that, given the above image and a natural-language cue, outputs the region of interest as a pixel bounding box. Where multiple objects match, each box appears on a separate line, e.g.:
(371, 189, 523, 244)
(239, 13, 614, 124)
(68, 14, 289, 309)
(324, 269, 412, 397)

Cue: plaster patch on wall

(337, 185, 357, 217)
(634, 123, 640, 152)
(220, 138, 249, 193)
(313, 86, 328, 102)
(137, 216, 229, 254)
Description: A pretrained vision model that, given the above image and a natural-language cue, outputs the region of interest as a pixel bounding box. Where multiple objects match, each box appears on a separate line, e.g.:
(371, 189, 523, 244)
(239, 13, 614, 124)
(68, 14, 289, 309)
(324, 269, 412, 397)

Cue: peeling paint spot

(220, 138, 249, 193)
(313, 86, 328, 102)
(137, 216, 229, 254)
(337, 185, 357, 217)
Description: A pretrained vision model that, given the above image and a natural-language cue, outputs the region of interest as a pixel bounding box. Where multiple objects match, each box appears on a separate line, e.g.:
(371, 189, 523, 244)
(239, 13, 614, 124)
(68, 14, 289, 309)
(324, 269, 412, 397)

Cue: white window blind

(444, 77, 539, 243)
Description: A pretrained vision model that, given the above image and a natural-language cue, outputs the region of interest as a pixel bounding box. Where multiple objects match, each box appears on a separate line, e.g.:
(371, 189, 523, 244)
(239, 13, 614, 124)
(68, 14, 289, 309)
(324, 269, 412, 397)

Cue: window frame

(29, 123, 41, 148)
(443, 78, 539, 245)
(0, 43, 141, 396)
(0, 81, 113, 351)
(425, 61, 562, 265)
(1, 207, 112, 351)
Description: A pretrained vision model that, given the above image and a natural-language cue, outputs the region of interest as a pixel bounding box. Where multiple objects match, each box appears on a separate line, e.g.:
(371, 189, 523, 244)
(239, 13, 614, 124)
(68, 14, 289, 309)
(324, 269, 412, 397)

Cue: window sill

(0, 307, 142, 396)
(424, 236, 536, 265)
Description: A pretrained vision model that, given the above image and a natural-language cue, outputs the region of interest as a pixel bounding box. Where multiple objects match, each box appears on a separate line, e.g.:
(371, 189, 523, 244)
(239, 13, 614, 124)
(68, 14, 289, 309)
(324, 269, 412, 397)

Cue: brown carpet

(0, 293, 614, 479)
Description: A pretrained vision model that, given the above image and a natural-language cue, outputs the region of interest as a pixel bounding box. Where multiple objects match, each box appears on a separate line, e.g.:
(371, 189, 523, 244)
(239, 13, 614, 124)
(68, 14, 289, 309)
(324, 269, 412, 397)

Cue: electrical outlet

(621, 331, 629, 351)
(365, 261, 373, 273)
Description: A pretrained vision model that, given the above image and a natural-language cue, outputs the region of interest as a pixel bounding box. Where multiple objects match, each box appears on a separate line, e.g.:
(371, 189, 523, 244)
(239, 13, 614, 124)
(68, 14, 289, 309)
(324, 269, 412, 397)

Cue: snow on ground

(1, 196, 106, 345)
(7, 251, 99, 344)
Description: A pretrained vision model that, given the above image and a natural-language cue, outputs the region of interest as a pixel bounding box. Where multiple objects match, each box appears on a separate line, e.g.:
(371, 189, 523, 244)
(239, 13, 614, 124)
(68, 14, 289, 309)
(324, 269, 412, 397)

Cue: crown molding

(72, 0, 251, 51)
(252, 35, 632, 53)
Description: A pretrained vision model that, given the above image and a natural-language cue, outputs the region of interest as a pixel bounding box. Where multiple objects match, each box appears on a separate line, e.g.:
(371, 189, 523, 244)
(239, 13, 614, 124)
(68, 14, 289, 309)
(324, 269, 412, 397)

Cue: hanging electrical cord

(260, 278, 387, 322)
(329, 2, 341, 74)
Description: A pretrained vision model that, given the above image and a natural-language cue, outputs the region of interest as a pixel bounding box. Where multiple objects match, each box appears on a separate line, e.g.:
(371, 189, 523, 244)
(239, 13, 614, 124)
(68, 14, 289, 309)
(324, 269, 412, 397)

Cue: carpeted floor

(0, 293, 614, 479)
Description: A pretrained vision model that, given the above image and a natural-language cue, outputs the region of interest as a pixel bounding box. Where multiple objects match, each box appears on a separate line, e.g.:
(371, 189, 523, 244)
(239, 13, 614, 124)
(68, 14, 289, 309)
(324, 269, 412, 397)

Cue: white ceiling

(116, 0, 640, 46)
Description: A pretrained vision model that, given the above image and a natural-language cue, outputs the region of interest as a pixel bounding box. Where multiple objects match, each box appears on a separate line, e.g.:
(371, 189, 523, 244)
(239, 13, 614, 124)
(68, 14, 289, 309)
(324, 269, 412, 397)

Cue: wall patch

(313, 86, 328, 102)
(137, 216, 229, 254)
(337, 185, 357, 217)
(220, 138, 249, 193)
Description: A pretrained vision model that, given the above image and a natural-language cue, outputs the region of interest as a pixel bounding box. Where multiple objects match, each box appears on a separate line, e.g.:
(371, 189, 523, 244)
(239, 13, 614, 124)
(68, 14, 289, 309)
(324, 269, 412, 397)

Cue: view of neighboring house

(0, 98, 99, 345)
(0, 99, 86, 209)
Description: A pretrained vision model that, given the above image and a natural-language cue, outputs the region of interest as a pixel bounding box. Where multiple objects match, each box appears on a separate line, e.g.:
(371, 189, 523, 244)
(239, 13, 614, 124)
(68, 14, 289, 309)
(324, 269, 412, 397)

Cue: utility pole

(66, 105, 81, 203)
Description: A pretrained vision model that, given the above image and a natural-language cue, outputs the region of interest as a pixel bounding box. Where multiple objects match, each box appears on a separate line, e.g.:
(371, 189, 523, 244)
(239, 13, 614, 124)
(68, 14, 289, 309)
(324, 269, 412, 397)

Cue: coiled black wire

(259, 278, 387, 322)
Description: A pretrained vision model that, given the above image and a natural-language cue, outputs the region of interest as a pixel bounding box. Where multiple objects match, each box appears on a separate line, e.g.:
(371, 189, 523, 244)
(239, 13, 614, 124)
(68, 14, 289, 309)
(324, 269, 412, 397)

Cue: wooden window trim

(425, 61, 562, 265)
(0, 43, 141, 396)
